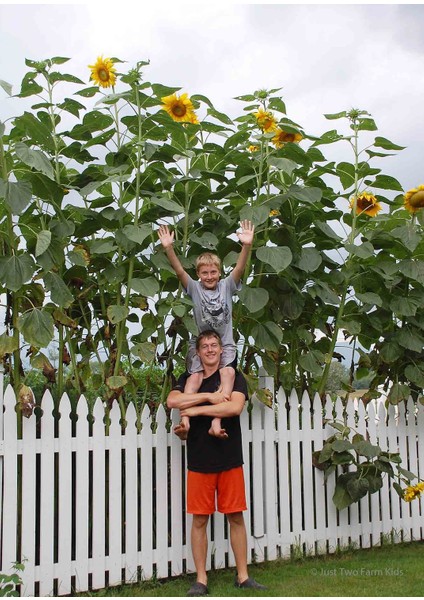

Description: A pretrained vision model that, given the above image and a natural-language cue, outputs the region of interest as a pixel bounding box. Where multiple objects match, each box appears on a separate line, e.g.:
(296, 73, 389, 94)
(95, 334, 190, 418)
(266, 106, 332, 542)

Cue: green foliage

(0, 563, 24, 597)
(0, 56, 423, 414)
(313, 420, 415, 510)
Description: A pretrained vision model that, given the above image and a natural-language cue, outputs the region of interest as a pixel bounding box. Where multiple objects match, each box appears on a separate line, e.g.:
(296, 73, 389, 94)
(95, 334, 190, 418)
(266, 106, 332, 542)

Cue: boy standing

(157, 220, 254, 438)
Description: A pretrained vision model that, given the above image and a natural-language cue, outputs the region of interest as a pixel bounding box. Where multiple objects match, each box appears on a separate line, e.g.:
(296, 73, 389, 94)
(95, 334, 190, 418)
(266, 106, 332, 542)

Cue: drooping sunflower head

(88, 56, 117, 89)
(404, 483, 424, 502)
(349, 192, 382, 217)
(272, 128, 303, 148)
(254, 108, 278, 133)
(403, 185, 424, 214)
(161, 92, 198, 123)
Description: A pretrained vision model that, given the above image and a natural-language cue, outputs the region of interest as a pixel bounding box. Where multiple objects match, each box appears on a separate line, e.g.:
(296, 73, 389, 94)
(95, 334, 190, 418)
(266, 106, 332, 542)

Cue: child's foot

(208, 425, 228, 439)
(174, 422, 189, 440)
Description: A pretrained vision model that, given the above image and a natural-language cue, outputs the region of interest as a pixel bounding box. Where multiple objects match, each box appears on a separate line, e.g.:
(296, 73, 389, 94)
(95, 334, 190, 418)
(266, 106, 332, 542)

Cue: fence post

(0, 364, 3, 571)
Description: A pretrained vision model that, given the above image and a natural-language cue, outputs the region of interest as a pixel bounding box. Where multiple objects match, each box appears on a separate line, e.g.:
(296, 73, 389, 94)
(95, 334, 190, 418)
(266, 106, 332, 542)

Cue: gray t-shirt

(185, 274, 241, 346)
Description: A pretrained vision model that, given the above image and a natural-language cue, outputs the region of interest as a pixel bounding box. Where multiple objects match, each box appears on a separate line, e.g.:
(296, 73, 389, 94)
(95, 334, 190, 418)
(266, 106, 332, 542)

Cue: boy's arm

(157, 224, 189, 289)
(231, 220, 255, 284)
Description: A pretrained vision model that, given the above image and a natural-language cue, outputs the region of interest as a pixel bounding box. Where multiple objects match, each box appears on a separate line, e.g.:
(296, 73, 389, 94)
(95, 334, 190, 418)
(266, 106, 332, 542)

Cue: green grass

(78, 541, 424, 597)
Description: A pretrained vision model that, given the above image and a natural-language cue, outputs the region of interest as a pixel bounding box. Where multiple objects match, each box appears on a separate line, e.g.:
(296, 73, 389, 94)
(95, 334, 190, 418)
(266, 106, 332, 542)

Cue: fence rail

(0, 370, 423, 596)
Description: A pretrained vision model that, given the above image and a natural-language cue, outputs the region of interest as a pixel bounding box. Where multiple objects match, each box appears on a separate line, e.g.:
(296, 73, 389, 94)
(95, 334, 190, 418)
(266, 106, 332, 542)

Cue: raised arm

(231, 220, 255, 284)
(157, 224, 189, 289)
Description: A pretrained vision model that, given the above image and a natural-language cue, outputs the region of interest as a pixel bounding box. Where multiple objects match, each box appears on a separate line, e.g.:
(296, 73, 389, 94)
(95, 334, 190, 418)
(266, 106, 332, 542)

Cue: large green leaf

(395, 328, 424, 352)
(0, 254, 35, 291)
(298, 351, 323, 376)
(251, 322, 283, 352)
(0, 333, 19, 359)
(122, 224, 152, 246)
(237, 286, 269, 313)
(131, 277, 160, 297)
(239, 205, 270, 226)
(17, 111, 55, 151)
(17, 309, 54, 348)
(296, 247, 322, 272)
(4, 180, 33, 215)
(15, 142, 55, 180)
(107, 305, 129, 324)
(256, 246, 292, 273)
(371, 174, 403, 192)
(44, 272, 74, 308)
(336, 162, 355, 190)
(36, 230, 52, 257)
(131, 342, 156, 363)
(150, 196, 183, 214)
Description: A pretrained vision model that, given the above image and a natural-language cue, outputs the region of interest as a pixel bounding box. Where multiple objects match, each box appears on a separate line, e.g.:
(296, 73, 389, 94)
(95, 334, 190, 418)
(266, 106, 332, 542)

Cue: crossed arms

(167, 388, 245, 419)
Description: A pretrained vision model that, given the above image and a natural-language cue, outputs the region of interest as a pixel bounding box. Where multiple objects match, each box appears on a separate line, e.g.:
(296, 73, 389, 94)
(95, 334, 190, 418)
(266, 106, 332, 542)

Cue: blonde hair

(195, 252, 221, 272)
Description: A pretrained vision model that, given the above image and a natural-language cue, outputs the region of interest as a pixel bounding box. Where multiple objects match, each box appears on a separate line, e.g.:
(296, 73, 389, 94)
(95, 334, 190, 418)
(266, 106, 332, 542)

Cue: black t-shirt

(173, 370, 248, 473)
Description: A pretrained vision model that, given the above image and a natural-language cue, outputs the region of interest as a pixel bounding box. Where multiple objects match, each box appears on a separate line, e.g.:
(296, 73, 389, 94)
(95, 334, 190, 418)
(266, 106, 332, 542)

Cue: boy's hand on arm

(157, 224, 189, 289)
(236, 219, 255, 247)
(232, 220, 255, 284)
(157, 224, 174, 248)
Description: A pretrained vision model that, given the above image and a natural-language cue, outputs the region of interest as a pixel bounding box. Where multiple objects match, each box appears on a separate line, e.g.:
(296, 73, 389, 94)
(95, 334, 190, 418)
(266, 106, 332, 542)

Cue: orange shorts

(187, 466, 247, 515)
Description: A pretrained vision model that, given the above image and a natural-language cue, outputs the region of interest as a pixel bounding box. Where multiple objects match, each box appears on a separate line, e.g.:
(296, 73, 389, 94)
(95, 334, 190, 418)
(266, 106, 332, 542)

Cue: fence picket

(20, 400, 37, 596)
(1, 374, 424, 597)
(38, 391, 56, 597)
(154, 406, 169, 579)
(107, 402, 123, 587)
(91, 398, 106, 591)
(139, 405, 153, 580)
(2, 386, 18, 575)
(123, 403, 138, 584)
(74, 396, 89, 592)
(56, 394, 73, 596)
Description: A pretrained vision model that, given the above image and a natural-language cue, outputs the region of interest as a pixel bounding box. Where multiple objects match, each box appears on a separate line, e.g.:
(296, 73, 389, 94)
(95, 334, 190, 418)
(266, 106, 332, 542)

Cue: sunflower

(161, 92, 198, 123)
(349, 192, 382, 217)
(254, 108, 278, 133)
(88, 56, 117, 89)
(272, 128, 303, 148)
(403, 185, 424, 214)
(248, 145, 259, 152)
(404, 482, 424, 502)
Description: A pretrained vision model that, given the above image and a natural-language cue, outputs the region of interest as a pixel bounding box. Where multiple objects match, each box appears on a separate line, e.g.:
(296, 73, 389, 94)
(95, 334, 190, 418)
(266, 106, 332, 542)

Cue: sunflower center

(172, 104, 187, 117)
(98, 68, 109, 81)
(357, 196, 374, 210)
(409, 191, 424, 208)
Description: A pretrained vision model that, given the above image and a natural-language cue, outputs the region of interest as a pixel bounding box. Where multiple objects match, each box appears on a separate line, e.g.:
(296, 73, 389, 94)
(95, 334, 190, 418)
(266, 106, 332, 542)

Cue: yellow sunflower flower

(254, 108, 278, 133)
(88, 56, 117, 89)
(248, 145, 259, 153)
(403, 184, 424, 214)
(161, 92, 198, 123)
(269, 209, 280, 217)
(404, 483, 424, 502)
(349, 192, 382, 217)
(272, 128, 303, 148)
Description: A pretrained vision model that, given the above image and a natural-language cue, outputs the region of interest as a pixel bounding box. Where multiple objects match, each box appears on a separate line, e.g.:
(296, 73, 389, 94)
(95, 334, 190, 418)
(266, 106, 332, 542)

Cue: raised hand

(157, 224, 174, 249)
(236, 220, 255, 246)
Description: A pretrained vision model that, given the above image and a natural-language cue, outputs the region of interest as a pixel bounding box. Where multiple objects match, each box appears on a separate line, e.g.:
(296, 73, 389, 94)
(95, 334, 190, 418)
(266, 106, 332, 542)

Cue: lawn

(79, 540, 424, 597)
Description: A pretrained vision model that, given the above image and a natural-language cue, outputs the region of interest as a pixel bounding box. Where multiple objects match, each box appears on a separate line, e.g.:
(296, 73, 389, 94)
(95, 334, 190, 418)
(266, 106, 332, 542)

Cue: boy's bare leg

(208, 366, 236, 439)
(174, 372, 203, 441)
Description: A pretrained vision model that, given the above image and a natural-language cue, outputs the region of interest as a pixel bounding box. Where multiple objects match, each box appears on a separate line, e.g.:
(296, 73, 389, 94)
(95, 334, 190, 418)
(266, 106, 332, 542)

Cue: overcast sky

(1, 2, 423, 192)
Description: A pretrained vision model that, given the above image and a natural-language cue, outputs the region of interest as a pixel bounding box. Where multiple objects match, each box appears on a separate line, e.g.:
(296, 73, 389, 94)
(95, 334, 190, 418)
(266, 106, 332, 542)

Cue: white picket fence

(0, 369, 423, 597)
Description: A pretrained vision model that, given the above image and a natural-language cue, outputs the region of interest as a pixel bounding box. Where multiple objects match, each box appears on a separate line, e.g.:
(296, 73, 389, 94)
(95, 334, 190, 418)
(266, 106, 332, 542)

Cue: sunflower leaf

(374, 136, 406, 151)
